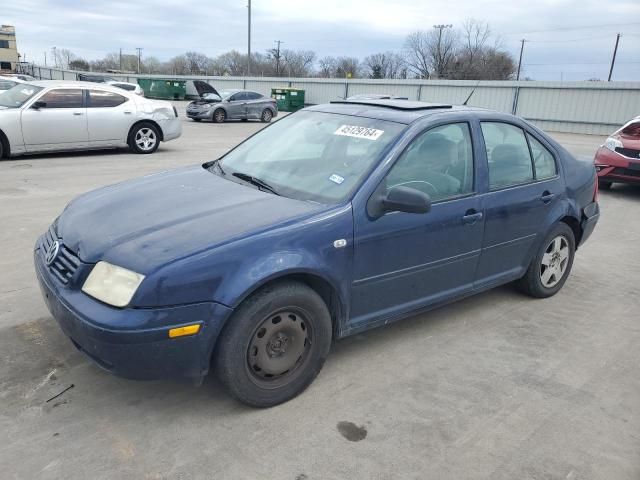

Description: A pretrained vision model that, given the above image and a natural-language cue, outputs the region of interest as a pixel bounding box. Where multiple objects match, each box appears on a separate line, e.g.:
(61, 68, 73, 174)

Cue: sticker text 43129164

(334, 125, 385, 141)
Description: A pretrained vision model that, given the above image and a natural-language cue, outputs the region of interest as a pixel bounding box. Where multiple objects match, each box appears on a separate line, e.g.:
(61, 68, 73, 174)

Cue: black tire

(128, 122, 160, 154)
(215, 281, 332, 407)
(261, 109, 273, 123)
(212, 109, 226, 123)
(192, 118, 202, 122)
(0, 139, 4, 159)
(516, 222, 576, 298)
(598, 178, 612, 190)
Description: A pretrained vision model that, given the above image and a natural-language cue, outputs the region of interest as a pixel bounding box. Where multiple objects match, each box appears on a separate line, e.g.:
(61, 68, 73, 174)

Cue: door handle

(462, 210, 483, 224)
(72, 112, 84, 116)
(124, 111, 133, 114)
(540, 191, 555, 203)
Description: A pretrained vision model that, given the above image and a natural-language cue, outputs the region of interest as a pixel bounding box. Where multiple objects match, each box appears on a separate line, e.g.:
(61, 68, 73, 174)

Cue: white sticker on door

(334, 125, 384, 141)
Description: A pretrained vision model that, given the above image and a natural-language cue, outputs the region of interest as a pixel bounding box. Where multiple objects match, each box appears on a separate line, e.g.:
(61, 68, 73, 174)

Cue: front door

(21, 88, 88, 152)
(350, 122, 484, 328)
(474, 121, 564, 288)
(226, 92, 247, 119)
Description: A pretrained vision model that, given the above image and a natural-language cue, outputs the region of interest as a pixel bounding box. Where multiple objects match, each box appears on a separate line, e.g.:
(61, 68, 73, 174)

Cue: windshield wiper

(232, 172, 281, 196)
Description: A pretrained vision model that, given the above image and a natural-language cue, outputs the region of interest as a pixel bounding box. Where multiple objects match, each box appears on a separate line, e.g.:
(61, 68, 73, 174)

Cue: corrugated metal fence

(26, 65, 640, 135)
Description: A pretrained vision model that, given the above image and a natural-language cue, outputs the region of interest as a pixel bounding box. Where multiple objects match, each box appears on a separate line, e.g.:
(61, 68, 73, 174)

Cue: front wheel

(212, 109, 226, 123)
(516, 222, 575, 298)
(128, 122, 160, 154)
(215, 281, 332, 407)
(261, 109, 273, 123)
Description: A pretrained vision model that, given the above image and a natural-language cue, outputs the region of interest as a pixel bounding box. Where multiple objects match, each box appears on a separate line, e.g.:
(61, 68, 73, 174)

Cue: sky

(4, 0, 640, 81)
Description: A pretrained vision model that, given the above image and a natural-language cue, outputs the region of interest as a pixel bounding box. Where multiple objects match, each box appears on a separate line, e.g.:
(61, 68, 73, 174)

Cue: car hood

(57, 166, 323, 273)
(193, 80, 220, 97)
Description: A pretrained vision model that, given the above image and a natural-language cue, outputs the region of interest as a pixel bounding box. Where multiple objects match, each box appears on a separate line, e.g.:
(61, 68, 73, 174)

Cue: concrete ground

(0, 105, 638, 479)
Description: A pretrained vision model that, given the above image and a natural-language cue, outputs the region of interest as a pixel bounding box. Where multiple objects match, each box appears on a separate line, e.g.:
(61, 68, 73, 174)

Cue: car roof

(308, 100, 489, 125)
(24, 80, 135, 93)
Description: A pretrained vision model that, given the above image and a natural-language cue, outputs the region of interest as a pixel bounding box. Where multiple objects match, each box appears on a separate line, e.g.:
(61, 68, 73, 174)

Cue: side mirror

(368, 185, 431, 218)
(31, 101, 46, 109)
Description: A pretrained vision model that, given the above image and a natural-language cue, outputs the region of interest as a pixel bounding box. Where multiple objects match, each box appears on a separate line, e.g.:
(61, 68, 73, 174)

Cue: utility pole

(432, 24, 452, 78)
(247, 0, 252, 76)
(136, 47, 143, 74)
(274, 40, 284, 76)
(119, 48, 122, 72)
(608, 33, 621, 82)
(44, 51, 47, 67)
(516, 39, 526, 81)
(52, 46, 57, 68)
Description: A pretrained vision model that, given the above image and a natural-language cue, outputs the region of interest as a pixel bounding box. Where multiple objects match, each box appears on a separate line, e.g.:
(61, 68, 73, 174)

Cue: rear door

(475, 121, 563, 288)
(85, 89, 131, 146)
(350, 121, 484, 327)
(21, 88, 88, 151)
(245, 91, 264, 119)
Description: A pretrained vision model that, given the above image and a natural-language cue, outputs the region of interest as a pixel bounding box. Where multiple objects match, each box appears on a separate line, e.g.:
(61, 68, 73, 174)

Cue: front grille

(612, 167, 640, 178)
(615, 147, 640, 159)
(41, 225, 80, 285)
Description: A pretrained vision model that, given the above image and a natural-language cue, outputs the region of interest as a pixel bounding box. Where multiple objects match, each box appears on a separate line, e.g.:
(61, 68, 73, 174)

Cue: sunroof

(330, 100, 453, 111)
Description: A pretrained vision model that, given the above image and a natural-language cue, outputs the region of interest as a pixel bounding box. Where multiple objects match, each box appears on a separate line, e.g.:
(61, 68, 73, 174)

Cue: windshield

(218, 90, 237, 99)
(0, 83, 43, 108)
(202, 92, 222, 100)
(212, 110, 406, 203)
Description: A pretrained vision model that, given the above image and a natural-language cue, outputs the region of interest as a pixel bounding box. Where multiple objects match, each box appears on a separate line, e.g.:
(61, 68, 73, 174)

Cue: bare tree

(335, 56, 360, 78)
(281, 49, 316, 77)
(404, 31, 431, 78)
(364, 51, 407, 79)
(317, 56, 337, 77)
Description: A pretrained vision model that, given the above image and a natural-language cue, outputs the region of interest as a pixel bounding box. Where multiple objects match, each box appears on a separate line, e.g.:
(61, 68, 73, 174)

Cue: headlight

(82, 261, 145, 307)
(604, 136, 623, 152)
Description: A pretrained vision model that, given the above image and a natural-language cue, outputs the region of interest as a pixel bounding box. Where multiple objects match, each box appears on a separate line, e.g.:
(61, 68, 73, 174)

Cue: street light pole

(247, 0, 252, 76)
(274, 40, 283, 76)
(432, 24, 452, 78)
(136, 47, 143, 74)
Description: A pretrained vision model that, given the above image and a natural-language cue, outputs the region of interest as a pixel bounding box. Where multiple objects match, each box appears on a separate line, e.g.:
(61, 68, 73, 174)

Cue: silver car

(186, 81, 278, 123)
(0, 80, 182, 158)
(106, 80, 145, 97)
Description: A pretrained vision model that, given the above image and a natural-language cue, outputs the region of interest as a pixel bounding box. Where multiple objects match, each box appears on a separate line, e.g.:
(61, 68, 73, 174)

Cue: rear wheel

(213, 109, 226, 123)
(516, 223, 575, 298)
(598, 178, 612, 190)
(0, 139, 4, 159)
(215, 281, 332, 407)
(261, 109, 273, 123)
(128, 122, 160, 154)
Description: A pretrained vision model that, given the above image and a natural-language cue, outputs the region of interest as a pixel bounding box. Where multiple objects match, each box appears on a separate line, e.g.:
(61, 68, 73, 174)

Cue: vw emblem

(45, 241, 60, 266)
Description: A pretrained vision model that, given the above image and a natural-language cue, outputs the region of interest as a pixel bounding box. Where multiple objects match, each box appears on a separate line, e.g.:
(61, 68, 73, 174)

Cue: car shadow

(600, 183, 640, 199)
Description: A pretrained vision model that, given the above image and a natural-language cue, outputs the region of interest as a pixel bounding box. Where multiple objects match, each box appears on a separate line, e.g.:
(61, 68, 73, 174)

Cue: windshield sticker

(334, 125, 384, 141)
(329, 174, 345, 185)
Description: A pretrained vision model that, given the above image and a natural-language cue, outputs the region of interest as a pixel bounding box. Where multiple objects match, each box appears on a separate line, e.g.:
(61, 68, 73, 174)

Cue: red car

(594, 117, 640, 189)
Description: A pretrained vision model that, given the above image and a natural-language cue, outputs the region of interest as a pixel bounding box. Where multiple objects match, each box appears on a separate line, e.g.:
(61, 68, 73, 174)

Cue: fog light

(169, 324, 201, 338)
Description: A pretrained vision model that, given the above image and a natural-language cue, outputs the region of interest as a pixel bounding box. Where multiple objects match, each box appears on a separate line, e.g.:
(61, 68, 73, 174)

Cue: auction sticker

(329, 174, 345, 184)
(334, 125, 384, 141)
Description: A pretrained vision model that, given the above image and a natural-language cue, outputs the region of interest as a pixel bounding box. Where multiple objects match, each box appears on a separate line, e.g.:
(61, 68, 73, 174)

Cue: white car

(0, 80, 181, 158)
(107, 80, 145, 96)
(0, 77, 25, 91)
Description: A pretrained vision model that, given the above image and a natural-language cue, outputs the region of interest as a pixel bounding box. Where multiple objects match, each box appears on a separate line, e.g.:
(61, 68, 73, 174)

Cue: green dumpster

(271, 88, 305, 112)
(137, 79, 187, 100)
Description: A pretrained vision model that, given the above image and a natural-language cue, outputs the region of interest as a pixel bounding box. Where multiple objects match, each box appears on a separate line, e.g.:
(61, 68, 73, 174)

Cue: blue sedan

(34, 100, 599, 407)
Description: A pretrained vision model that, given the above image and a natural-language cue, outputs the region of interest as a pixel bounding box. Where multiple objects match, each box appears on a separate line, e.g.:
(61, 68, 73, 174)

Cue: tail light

(593, 172, 599, 202)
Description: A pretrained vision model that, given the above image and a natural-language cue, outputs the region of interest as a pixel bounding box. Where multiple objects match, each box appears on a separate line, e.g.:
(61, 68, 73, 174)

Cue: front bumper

(594, 147, 640, 184)
(186, 107, 214, 120)
(34, 246, 232, 381)
(579, 201, 599, 246)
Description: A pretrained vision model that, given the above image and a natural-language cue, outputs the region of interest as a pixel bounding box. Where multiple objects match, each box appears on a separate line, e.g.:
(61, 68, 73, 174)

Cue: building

(0, 25, 18, 72)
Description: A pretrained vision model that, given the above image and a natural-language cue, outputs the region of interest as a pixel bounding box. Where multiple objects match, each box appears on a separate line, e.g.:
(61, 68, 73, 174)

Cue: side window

(527, 133, 557, 179)
(386, 123, 474, 202)
(481, 122, 533, 190)
(246, 92, 262, 100)
(38, 89, 84, 108)
(89, 90, 127, 107)
(231, 92, 247, 102)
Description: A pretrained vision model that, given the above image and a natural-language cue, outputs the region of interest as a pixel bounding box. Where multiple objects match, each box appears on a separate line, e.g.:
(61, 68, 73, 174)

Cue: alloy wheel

(540, 235, 570, 288)
(135, 128, 157, 151)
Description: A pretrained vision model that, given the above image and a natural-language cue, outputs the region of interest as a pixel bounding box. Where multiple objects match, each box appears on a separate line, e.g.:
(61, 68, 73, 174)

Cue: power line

(504, 22, 640, 35)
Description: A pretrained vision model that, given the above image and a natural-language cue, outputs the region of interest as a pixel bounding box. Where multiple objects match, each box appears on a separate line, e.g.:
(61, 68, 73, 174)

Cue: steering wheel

(389, 180, 439, 197)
